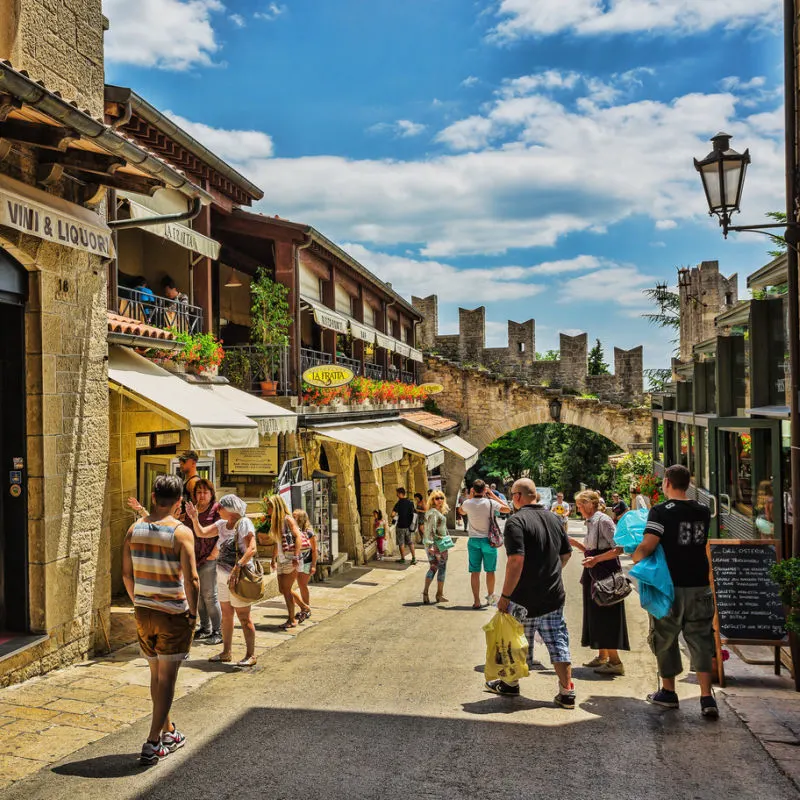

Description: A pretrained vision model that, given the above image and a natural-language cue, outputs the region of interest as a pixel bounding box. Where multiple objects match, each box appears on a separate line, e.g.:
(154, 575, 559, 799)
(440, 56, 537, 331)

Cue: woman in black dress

(570, 490, 629, 676)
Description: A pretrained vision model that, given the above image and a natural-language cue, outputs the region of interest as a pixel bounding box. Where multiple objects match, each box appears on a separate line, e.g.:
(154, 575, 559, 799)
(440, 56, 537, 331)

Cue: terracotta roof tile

(107, 312, 176, 341)
(401, 411, 458, 435)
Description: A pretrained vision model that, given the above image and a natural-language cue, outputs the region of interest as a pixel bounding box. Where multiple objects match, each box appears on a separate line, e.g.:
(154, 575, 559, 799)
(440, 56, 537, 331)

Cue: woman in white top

(187, 494, 258, 667)
(631, 487, 651, 511)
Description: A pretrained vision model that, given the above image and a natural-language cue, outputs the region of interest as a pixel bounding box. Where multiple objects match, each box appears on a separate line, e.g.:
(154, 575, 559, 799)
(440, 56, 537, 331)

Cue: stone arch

(354, 449, 387, 546)
(318, 440, 364, 565)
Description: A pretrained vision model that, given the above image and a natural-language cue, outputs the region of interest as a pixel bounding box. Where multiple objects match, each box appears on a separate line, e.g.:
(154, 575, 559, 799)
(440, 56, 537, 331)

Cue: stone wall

(411, 296, 644, 404)
(0, 0, 106, 118)
(679, 260, 738, 361)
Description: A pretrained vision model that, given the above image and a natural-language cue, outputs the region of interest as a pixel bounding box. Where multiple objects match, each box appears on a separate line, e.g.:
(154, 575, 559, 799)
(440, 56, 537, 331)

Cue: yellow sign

(302, 364, 355, 388)
(227, 438, 278, 475)
(419, 383, 444, 394)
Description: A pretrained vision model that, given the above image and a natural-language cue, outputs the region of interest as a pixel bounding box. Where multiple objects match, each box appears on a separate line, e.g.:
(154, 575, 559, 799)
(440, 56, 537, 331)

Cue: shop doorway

(0, 250, 28, 633)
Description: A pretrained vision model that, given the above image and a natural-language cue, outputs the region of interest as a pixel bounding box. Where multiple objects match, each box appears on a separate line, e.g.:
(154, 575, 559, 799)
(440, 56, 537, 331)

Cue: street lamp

(693, 133, 749, 236)
(549, 397, 562, 422)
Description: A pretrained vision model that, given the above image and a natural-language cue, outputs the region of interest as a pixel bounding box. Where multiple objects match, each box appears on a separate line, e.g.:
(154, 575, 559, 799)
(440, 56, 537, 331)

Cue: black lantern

(693, 132, 750, 235)
(549, 397, 562, 422)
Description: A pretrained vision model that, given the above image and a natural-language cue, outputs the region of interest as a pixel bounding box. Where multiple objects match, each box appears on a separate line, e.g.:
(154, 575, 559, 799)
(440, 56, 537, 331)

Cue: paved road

(7, 528, 798, 800)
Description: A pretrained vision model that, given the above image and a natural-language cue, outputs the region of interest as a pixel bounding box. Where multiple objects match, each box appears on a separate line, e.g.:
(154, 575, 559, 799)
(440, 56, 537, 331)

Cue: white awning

(395, 341, 411, 358)
(409, 347, 424, 363)
(436, 433, 480, 470)
(108, 346, 258, 450)
(301, 297, 349, 333)
(379, 422, 445, 470)
(193, 383, 297, 435)
(349, 320, 376, 344)
(313, 423, 404, 470)
(118, 191, 221, 260)
(0, 172, 114, 258)
(375, 332, 395, 352)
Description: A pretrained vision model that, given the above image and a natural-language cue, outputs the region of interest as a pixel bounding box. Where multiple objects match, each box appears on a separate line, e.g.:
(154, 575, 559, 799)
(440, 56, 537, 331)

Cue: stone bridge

(420, 357, 652, 513)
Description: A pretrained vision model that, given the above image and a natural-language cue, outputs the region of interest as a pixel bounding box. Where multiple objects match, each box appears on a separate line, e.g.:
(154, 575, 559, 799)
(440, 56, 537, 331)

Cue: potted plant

(221, 346, 251, 390)
(190, 332, 225, 376)
(250, 268, 292, 397)
(770, 557, 800, 634)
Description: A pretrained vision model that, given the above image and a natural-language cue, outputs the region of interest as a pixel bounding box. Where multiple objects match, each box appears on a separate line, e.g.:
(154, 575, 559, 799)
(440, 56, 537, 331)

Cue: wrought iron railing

(338, 355, 362, 375)
(115, 287, 203, 335)
(364, 363, 384, 380)
(400, 370, 415, 384)
(221, 344, 291, 395)
(300, 347, 333, 374)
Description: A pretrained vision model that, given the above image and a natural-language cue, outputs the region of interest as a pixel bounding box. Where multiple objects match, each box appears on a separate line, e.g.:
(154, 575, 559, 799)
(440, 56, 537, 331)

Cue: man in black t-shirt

(488, 478, 575, 709)
(392, 488, 417, 565)
(633, 464, 718, 719)
(609, 493, 628, 522)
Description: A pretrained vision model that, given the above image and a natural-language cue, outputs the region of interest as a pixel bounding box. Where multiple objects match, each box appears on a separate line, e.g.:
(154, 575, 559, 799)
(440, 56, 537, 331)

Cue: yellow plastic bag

(483, 611, 530, 683)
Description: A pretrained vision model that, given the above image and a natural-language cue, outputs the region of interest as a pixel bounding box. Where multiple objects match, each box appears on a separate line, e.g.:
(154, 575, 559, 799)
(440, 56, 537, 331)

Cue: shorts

(396, 527, 413, 548)
(276, 558, 299, 575)
(298, 559, 312, 575)
(217, 569, 256, 608)
(468, 537, 497, 573)
(648, 585, 715, 678)
(509, 602, 571, 665)
(134, 606, 193, 662)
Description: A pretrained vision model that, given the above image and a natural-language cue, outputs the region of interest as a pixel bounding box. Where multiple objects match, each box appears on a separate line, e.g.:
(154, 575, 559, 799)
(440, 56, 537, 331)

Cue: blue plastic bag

(613, 509, 649, 553)
(629, 545, 674, 619)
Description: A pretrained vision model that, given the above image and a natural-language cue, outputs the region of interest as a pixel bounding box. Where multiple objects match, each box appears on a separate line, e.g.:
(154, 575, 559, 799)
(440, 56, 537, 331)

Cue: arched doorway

(0, 249, 28, 632)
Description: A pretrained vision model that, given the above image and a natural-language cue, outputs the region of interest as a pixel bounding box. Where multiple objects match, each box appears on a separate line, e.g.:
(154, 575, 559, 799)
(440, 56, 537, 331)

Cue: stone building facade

(0, 0, 110, 684)
(412, 295, 644, 405)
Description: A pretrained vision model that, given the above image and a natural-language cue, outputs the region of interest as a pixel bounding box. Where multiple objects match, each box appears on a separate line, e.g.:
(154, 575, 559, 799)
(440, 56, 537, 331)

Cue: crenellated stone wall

(411, 295, 644, 404)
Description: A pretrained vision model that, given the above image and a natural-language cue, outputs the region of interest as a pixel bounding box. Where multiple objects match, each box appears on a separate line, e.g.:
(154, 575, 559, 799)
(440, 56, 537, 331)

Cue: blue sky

(103, 0, 786, 372)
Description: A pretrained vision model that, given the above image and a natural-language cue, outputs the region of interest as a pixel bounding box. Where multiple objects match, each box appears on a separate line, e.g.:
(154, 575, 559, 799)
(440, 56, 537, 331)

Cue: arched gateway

(421, 357, 652, 513)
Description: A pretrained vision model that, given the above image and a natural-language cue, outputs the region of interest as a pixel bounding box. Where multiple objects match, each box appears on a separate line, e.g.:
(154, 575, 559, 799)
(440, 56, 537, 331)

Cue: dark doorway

(0, 250, 28, 632)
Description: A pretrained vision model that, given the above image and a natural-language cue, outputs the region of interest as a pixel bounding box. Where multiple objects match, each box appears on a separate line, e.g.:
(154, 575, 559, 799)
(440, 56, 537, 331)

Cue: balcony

(364, 363, 384, 380)
(220, 344, 291, 396)
(301, 347, 333, 373)
(115, 287, 203, 336)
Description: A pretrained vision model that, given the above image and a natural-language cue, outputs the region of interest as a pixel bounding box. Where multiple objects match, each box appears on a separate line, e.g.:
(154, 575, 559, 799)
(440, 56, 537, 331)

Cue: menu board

(227, 437, 278, 475)
(708, 540, 787, 643)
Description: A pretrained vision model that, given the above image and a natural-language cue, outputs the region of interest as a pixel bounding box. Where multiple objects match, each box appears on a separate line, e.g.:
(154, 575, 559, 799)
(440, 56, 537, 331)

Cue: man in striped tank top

(122, 474, 199, 765)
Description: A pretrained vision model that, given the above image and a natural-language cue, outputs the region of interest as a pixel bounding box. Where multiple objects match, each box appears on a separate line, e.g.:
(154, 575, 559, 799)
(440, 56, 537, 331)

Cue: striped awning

(375, 332, 395, 352)
(349, 320, 376, 343)
(301, 297, 349, 333)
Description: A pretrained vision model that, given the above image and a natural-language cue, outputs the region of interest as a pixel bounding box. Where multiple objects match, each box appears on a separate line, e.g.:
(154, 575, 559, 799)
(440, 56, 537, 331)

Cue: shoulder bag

(590, 568, 633, 606)
(228, 521, 268, 603)
(487, 500, 504, 548)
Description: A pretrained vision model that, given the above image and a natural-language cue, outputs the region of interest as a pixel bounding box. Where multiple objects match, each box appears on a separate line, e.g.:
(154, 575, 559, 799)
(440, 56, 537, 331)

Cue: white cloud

(230, 13, 245, 27)
(462, 76, 480, 88)
(650, 241, 667, 248)
(720, 76, 767, 92)
(500, 70, 580, 97)
(104, 0, 224, 70)
(560, 266, 658, 309)
(170, 69, 784, 258)
(655, 219, 677, 230)
(255, 3, 286, 20)
(369, 120, 427, 139)
(490, 0, 781, 40)
(341, 244, 546, 303)
(166, 112, 274, 163)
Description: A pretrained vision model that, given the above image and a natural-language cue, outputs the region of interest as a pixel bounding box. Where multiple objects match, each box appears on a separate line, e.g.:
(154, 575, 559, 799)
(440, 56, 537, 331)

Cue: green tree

(766, 211, 787, 259)
(641, 280, 680, 392)
(611, 451, 654, 497)
(587, 338, 610, 375)
(536, 350, 559, 361)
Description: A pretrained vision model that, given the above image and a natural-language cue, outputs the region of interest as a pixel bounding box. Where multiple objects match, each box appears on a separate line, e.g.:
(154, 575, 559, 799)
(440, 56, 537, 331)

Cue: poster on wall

(227, 436, 279, 475)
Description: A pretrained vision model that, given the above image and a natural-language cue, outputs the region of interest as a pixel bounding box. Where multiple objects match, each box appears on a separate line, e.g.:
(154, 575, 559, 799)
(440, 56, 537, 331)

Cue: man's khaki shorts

(135, 606, 193, 662)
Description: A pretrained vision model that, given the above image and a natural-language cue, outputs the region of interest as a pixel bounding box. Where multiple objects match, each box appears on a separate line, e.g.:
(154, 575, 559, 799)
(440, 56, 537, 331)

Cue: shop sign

(0, 191, 114, 258)
(136, 434, 152, 449)
(419, 383, 444, 394)
(155, 431, 181, 447)
(227, 442, 278, 475)
(302, 364, 355, 388)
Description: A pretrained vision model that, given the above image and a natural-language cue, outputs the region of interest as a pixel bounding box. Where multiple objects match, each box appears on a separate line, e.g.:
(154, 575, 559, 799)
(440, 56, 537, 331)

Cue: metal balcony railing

(338, 355, 362, 375)
(115, 287, 203, 335)
(300, 347, 333, 373)
(221, 344, 291, 395)
(364, 363, 384, 381)
(400, 370, 415, 385)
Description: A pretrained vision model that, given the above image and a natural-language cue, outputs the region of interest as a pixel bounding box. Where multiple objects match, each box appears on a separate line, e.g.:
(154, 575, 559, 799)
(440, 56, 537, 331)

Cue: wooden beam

(45, 165, 163, 196)
(81, 183, 107, 209)
(0, 120, 77, 151)
(54, 150, 127, 176)
(0, 94, 22, 123)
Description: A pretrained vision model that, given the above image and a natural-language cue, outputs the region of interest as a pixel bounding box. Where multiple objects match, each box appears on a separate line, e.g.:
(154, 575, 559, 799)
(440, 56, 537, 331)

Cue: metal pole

(784, 0, 800, 559)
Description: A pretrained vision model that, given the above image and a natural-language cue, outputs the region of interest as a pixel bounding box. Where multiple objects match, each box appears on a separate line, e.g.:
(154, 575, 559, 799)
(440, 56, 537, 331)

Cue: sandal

(435, 595, 449, 603)
(236, 655, 258, 667)
(297, 610, 310, 623)
(422, 595, 431, 605)
(278, 621, 297, 630)
(208, 653, 232, 663)
(472, 603, 483, 610)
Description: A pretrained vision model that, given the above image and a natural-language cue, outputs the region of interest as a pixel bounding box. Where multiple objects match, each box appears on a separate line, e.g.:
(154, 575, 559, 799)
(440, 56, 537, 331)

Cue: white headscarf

(218, 494, 247, 517)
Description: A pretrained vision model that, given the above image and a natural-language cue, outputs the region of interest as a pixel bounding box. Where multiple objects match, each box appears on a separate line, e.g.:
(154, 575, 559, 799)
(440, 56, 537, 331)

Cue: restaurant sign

(0, 179, 114, 258)
(302, 364, 355, 388)
(419, 383, 444, 394)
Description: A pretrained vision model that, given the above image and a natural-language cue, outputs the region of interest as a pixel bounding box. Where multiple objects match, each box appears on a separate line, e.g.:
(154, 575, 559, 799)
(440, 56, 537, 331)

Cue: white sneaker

(486, 593, 499, 607)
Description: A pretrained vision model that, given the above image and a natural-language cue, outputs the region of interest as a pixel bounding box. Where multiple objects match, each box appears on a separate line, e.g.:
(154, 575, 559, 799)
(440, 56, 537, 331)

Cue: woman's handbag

(589, 561, 633, 607)
(228, 524, 268, 603)
(435, 533, 455, 551)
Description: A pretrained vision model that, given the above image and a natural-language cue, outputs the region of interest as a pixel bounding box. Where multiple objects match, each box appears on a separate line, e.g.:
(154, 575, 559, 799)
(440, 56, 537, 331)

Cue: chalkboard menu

(708, 540, 787, 643)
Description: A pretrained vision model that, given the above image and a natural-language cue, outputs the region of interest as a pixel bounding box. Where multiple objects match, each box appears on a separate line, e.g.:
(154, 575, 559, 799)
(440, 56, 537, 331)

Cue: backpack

(486, 499, 503, 548)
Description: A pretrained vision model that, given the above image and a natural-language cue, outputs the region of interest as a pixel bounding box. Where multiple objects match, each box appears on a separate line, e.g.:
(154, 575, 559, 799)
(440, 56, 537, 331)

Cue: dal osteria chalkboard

(707, 539, 788, 686)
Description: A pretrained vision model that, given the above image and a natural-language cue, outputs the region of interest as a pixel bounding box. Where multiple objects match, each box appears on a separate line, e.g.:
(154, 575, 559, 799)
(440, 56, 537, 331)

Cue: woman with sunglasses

(422, 491, 452, 604)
